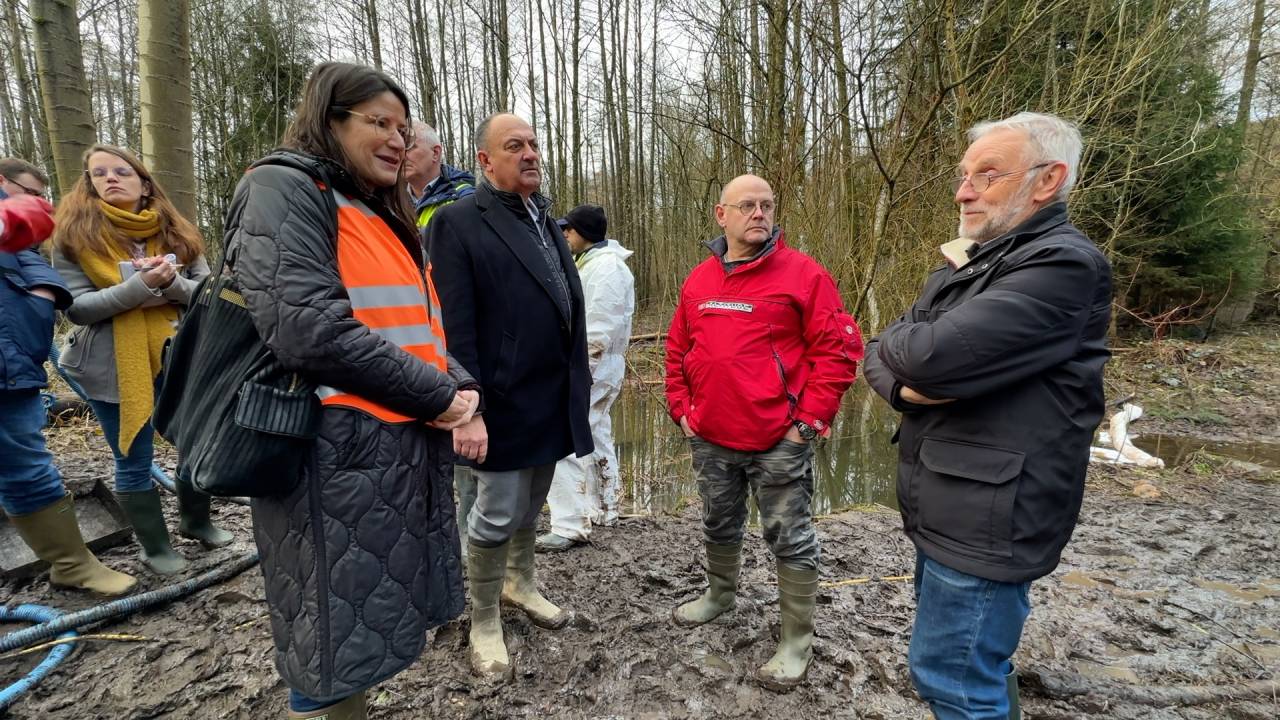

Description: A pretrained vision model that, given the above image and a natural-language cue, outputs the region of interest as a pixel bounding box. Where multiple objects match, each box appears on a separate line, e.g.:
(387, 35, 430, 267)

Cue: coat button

(966, 268, 974, 274)
(981, 263, 989, 269)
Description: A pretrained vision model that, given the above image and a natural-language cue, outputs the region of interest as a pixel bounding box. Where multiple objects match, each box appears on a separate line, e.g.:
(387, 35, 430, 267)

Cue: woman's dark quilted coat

(224, 150, 466, 702)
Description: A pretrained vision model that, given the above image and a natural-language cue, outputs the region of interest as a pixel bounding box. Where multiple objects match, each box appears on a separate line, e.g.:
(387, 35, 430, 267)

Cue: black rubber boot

(116, 487, 187, 575)
(175, 474, 233, 549)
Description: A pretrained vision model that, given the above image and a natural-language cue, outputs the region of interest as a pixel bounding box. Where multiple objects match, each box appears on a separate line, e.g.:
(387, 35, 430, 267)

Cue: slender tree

(30, 0, 96, 196)
(139, 0, 197, 218)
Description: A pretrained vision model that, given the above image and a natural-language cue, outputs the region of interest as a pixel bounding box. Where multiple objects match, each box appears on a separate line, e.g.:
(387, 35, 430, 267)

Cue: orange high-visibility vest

(315, 191, 448, 423)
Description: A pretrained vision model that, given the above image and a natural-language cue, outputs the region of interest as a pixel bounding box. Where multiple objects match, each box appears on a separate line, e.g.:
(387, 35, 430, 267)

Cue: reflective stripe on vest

(316, 191, 448, 423)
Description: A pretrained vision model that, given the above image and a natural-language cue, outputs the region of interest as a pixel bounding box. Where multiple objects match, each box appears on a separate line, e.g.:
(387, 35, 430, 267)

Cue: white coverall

(547, 239, 635, 540)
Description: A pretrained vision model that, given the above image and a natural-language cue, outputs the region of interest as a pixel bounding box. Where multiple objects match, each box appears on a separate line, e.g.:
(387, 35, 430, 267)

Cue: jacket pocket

(17, 294, 56, 363)
(58, 325, 95, 371)
(914, 437, 1024, 560)
(491, 331, 518, 396)
(829, 311, 864, 362)
(912, 306, 950, 323)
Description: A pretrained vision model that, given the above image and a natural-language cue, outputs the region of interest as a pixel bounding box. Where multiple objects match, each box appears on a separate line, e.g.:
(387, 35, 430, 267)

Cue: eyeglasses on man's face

(949, 162, 1052, 193)
(346, 110, 416, 149)
(7, 177, 47, 197)
(722, 199, 776, 216)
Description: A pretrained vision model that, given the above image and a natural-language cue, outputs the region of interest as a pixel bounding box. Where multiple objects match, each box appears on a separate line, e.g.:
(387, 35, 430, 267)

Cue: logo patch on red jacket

(700, 300, 754, 313)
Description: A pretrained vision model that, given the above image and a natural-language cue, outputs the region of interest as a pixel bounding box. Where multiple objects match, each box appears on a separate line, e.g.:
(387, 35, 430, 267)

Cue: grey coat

(51, 247, 210, 402)
(229, 150, 467, 702)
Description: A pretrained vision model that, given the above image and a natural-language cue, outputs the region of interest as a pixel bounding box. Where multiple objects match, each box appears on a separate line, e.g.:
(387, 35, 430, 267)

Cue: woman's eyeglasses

(344, 110, 416, 149)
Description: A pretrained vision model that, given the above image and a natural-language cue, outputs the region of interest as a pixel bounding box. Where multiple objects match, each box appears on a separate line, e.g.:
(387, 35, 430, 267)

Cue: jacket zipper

(305, 450, 332, 694)
(768, 326, 799, 414)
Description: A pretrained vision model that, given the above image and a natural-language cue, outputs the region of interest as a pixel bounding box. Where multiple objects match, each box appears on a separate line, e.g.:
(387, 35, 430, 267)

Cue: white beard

(958, 181, 1037, 244)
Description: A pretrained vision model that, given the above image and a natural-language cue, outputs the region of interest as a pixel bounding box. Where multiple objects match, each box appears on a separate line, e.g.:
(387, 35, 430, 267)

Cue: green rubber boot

(175, 475, 233, 549)
(467, 541, 512, 679)
(501, 527, 570, 628)
(8, 493, 137, 596)
(672, 542, 741, 627)
(755, 561, 818, 691)
(1007, 663, 1021, 720)
(116, 488, 187, 575)
(286, 690, 367, 719)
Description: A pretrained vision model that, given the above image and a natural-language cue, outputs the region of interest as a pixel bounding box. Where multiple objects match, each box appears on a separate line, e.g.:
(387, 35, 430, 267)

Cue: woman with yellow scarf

(50, 144, 232, 575)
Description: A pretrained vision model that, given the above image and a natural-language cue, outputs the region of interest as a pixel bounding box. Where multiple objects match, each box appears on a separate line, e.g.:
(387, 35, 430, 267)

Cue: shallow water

(1132, 433, 1280, 470)
(615, 382, 901, 516)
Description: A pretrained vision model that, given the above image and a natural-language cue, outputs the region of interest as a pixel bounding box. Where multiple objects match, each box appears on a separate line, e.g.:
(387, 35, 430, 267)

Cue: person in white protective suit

(537, 204, 634, 551)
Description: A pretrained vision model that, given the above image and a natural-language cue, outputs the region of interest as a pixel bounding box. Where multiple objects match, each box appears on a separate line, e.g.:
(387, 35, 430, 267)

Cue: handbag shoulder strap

(220, 162, 339, 278)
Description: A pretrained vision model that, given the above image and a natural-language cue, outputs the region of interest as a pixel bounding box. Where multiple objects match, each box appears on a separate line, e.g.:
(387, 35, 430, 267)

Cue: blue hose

(0, 551, 259, 654)
(0, 605, 78, 711)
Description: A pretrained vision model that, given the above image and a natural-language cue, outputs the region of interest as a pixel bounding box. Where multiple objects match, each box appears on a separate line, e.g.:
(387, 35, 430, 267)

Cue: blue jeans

(909, 549, 1030, 720)
(0, 390, 69, 515)
(86, 399, 156, 494)
(288, 688, 351, 713)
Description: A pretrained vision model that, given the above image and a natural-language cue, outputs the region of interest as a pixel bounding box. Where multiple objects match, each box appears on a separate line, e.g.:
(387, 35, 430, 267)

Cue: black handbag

(153, 256, 320, 497)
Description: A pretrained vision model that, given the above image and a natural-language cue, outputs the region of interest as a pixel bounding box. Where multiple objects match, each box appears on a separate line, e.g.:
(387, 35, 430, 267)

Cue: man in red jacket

(664, 174, 863, 690)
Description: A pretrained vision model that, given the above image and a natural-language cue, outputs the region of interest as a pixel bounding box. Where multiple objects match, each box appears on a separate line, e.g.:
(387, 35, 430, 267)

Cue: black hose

(0, 552, 259, 653)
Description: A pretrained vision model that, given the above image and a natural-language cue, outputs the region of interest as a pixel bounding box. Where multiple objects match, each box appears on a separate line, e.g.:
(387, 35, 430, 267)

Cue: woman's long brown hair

(282, 62, 415, 230)
(52, 144, 205, 264)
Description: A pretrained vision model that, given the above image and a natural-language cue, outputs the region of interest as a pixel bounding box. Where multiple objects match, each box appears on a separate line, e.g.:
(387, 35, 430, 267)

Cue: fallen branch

(629, 332, 666, 343)
(1024, 667, 1278, 707)
(0, 633, 150, 660)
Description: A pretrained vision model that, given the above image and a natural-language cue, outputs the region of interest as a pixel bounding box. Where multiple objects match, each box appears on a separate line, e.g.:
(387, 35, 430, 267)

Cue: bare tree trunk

(437, 0, 455, 153)
(535, 0, 554, 188)
(30, 0, 97, 196)
(364, 0, 383, 69)
(1234, 0, 1265, 130)
(761, 0, 789, 182)
(116, 0, 138, 149)
(3, 0, 35, 159)
(139, 0, 197, 218)
(570, 0, 582, 202)
(0, 43, 19, 153)
(407, 0, 438, 123)
(496, 0, 510, 107)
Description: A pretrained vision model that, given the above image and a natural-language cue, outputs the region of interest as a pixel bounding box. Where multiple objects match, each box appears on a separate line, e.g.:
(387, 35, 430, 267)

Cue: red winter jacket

(665, 229, 864, 452)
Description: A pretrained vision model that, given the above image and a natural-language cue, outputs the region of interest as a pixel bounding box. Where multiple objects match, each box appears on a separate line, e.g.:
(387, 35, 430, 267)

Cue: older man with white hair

(863, 112, 1112, 720)
(405, 121, 475, 230)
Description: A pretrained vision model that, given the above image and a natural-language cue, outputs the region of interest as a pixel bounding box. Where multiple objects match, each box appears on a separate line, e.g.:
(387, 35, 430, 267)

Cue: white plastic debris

(1089, 403, 1165, 468)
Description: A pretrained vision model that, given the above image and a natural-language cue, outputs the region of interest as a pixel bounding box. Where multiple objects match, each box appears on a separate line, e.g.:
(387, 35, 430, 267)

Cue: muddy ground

(2, 326, 1279, 719)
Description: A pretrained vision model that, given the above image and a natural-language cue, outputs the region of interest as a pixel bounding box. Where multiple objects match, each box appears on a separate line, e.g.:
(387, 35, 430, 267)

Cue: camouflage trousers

(688, 436, 819, 570)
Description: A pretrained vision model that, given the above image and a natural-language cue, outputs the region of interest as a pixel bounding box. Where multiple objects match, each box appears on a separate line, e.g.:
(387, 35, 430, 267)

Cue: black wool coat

(427, 180, 593, 471)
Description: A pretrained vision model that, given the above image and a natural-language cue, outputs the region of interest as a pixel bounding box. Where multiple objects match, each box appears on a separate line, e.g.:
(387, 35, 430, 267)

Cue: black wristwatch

(793, 420, 818, 441)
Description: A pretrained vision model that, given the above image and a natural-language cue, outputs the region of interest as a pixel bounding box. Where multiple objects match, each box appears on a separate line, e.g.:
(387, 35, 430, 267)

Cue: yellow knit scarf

(78, 202, 179, 454)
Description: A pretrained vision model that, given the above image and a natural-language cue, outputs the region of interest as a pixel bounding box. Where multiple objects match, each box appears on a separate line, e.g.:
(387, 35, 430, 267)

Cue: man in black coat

(427, 112, 593, 680)
(863, 112, 1111, 720)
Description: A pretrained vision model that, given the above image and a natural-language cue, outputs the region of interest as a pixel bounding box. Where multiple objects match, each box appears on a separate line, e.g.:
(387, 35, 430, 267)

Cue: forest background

(3, 0, 1277, 334)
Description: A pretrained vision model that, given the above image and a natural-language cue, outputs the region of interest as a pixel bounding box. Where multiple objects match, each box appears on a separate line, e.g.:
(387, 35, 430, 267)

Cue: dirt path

(3, 328, 1278, 719)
